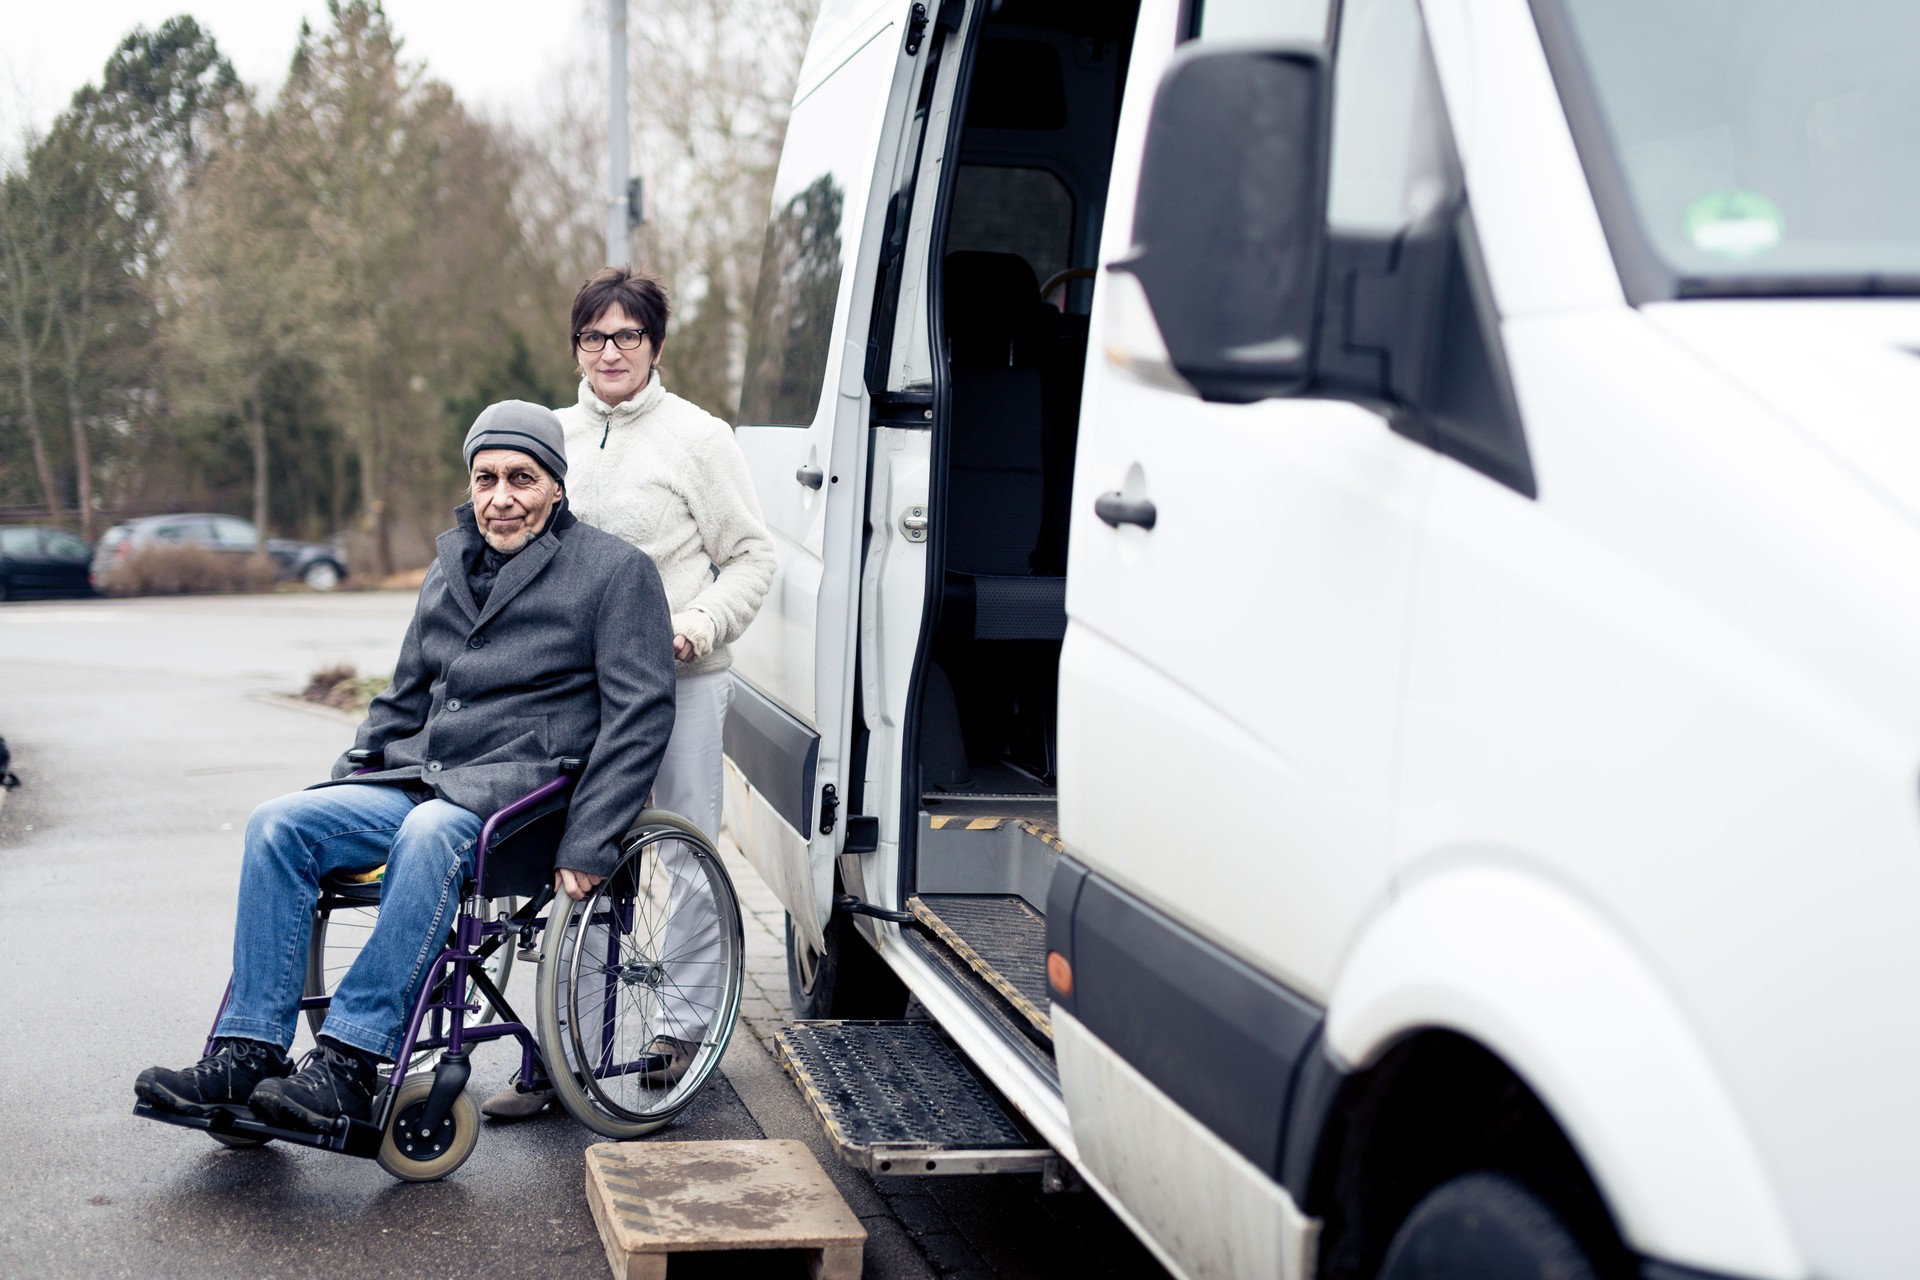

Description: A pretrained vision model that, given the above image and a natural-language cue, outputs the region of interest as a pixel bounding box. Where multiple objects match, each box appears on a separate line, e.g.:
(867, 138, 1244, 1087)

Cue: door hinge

(905, 2, 929, 55)
(820, 783, 839, 835)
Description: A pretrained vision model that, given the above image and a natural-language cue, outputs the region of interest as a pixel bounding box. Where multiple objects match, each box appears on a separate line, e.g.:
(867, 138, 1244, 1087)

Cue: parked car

(0, 525, 95, 601)
(91, 514, 347, 591)
(722, 2, 1920, 1279)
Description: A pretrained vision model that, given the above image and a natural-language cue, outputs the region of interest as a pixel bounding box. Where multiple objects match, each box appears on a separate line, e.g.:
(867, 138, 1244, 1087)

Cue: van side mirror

(1114, 47, 1331, 404)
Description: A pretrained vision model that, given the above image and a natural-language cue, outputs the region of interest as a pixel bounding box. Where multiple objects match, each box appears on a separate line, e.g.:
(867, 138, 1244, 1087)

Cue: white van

(720, 1, 1920, 1277)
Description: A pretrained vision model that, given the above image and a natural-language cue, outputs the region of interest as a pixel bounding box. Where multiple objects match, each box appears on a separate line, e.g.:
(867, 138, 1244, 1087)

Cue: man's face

(470, 448, 562, 553)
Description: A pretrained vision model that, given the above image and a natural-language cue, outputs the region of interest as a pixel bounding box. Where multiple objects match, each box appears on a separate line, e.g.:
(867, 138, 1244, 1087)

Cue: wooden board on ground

(585, 1139, 866, 1280)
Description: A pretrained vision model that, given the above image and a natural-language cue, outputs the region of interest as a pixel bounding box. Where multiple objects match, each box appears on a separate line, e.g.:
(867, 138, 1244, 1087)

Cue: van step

(909, 894, 1052, 1040)
(774, 1021, 1052, 1176)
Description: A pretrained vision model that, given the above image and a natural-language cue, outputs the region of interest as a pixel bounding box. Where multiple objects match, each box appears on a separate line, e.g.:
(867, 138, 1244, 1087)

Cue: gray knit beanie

(463, 400, 568, 481)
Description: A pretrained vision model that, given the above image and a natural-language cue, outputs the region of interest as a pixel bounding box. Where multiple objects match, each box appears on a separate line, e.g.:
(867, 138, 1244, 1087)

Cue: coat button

(427, 760, 442, 772)
(446, 698, 462, 712)
(468, 635, 485, 649)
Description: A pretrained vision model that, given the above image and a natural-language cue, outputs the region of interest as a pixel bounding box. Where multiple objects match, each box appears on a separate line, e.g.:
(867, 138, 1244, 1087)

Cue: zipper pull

(600, 416, 610, 449)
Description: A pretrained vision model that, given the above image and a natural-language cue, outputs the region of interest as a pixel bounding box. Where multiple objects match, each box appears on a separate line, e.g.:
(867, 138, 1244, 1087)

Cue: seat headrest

(944, 251, 1041, 365)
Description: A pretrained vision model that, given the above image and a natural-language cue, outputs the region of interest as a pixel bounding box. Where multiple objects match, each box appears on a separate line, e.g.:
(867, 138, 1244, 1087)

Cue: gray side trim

(723, 673, 820, 837)
(1059, 861, 1326, 1175)
(1277, 1033, 1346, 1201)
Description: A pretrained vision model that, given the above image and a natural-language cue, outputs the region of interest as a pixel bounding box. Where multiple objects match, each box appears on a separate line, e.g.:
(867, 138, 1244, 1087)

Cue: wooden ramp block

(586, 1139, 867, 1280)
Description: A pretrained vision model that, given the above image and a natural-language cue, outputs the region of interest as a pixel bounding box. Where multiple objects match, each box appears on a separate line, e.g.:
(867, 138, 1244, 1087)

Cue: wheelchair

(134, 755, 746, 1181)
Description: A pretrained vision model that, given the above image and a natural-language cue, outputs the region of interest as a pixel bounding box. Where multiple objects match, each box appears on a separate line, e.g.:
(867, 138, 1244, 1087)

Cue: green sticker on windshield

(1684, 190, 1785, 257)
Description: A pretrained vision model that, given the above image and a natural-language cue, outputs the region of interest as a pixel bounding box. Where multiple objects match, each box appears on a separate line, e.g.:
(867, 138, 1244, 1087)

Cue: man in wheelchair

(136, 401, 677, 1134)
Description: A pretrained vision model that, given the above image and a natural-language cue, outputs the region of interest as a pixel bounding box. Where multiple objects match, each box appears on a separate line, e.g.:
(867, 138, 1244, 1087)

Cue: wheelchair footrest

(774, 1021, 1052, 1176)
(134, 1101, 385, 1158)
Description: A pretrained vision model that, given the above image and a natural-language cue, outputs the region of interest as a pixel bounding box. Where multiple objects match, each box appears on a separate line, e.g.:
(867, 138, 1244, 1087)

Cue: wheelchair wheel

(304, 893, 518, 1044)
(376, 1074, 479, 1182)
(536, 813, 744, 1139)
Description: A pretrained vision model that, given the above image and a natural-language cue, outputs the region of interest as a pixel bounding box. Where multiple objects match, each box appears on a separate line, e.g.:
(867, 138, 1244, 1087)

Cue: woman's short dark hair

(570, 266, 671, 351)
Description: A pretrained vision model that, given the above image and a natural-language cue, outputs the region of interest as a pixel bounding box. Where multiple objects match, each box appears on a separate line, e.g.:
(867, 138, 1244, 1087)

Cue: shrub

(101, 546, 278, 597)
(302, 664, 389, 715)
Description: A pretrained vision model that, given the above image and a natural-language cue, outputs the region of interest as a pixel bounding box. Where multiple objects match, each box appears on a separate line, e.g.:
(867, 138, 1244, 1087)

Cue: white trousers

(650, 671, 732, 1041)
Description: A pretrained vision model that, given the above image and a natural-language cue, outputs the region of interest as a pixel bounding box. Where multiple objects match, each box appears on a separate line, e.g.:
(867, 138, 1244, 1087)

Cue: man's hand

(554, 867, 605, 901)
(672, 633, 695, 662)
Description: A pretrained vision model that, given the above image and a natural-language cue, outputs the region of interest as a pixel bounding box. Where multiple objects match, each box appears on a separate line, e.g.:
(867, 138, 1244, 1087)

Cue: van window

(0, 528, 38, 557)
(739, 29, 898, 427)
(1191, 0, 1331, 43)
(1327, 0, 1455, 234)
(946, 166, 1075, 303)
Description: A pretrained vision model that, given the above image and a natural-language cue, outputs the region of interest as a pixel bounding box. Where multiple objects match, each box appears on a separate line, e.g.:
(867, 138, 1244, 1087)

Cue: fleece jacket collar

(576, 373, 667, 447)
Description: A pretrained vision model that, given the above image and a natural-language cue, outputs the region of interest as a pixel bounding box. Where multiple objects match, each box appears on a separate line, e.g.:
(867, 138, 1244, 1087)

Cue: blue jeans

(213, 784, 481, 1061)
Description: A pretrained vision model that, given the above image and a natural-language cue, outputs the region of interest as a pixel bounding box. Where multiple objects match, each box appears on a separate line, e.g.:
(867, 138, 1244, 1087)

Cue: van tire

(1377, 1172, 1603, 1280)
(787, 909, 909, 1019)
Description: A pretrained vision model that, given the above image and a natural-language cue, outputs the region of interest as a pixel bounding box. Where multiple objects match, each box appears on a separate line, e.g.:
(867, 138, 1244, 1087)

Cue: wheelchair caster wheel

(376, 1075, 479, 1181)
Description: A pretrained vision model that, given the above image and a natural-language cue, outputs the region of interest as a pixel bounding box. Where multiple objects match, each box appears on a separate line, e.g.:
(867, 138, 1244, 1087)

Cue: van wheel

(787, 909, 908, 1019)
(1377, 1172, 1604, 1280)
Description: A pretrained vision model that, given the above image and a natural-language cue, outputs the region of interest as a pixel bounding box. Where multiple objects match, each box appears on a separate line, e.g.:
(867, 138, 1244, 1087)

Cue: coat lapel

(435, 516, 481, 624)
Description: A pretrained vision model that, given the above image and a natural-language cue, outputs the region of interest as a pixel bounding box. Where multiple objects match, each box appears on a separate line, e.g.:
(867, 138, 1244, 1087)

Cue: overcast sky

(0, 1, 602, 147)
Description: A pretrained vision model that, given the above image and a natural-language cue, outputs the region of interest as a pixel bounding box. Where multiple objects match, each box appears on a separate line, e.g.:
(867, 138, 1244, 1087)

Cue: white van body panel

(1061, 0, 1429, 1001)
(1395, 302, 1920, 1280)
(1417, 0, 1622, 317)
(1326, 863, 1803, 1279)
(1055, 1011, 1319, 1280)
(742, 0, 1920, 1274)
(728, 8, 920, 949)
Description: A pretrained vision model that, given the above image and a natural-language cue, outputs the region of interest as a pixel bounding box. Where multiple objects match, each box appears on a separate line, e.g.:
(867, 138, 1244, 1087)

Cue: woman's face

(575, 303, 658, 405)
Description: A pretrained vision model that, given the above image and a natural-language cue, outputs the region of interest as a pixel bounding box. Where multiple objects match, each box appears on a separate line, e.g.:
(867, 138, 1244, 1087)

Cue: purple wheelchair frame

(135, 764, 592, 1160)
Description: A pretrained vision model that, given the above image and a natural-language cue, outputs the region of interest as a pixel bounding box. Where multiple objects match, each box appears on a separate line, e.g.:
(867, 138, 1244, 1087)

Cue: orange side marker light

(1047, 951, 1073, 997)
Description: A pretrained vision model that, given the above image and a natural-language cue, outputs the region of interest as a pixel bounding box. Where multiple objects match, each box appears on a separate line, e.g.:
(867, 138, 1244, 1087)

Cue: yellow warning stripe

(1019, 821, 1064, 854)
(926, 814, 1066, 855)
(928, 815, 1010, 831)
(909, 897, 1052, 1041)
(774, 1028, 863, 1158)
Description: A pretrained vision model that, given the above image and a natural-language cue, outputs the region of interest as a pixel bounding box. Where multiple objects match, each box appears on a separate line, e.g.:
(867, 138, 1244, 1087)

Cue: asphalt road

(0, 592, 1168, 1280)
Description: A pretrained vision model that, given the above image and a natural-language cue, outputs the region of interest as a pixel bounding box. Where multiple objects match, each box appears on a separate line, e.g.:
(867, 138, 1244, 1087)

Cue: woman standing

(483, 266, 775, 1117)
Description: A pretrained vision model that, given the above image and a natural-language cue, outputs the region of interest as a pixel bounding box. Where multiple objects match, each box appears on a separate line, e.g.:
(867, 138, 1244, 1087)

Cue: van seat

(943, 251, 1064, 640)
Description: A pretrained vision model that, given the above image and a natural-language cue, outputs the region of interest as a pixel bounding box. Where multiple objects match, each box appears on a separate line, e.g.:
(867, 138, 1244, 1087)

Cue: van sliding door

(726, 3, 922, 953)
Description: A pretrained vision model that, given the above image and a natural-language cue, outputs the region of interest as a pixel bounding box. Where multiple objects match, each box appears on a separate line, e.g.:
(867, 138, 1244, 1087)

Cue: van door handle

(1094, 491, 1156, 530)
(796, 464, 825, 490)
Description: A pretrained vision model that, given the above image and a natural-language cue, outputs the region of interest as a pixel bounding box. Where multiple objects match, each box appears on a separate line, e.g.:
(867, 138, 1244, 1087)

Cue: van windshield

(1542, 0, 1920, 297)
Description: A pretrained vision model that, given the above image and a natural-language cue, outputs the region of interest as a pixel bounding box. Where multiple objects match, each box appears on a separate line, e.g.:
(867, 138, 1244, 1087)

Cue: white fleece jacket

(556, 374, 776, 680)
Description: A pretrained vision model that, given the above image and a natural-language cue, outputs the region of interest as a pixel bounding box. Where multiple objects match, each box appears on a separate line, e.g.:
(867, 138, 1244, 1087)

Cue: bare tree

(0, 160, 61, 519)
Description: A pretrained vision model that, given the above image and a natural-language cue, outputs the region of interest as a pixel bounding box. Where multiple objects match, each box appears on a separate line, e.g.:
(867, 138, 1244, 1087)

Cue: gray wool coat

(322, 500, 677, 878)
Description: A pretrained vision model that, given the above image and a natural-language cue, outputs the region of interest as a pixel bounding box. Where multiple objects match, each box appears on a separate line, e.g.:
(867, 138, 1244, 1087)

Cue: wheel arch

(1306, 859, 1805, 1280)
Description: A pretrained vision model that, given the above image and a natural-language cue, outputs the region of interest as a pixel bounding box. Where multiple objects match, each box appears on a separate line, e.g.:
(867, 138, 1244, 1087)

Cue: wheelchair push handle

(559, 756, 585, 775)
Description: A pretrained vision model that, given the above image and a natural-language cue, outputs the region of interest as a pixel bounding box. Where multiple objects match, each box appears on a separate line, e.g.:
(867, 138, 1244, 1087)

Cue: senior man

(135, 401, 676, 1132)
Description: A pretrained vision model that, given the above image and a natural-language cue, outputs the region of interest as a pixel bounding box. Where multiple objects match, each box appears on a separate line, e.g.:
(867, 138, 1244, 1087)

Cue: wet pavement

(0, 593, 1167, 1279)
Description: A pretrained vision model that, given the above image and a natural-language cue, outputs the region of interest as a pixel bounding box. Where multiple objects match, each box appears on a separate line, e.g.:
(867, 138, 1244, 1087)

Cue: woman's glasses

(575, 327, 649, 352)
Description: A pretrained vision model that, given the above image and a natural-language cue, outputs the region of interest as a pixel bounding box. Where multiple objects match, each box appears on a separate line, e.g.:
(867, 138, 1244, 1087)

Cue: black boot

(136, 1038, 292, 1117)
(248, 1037, 379, 1132)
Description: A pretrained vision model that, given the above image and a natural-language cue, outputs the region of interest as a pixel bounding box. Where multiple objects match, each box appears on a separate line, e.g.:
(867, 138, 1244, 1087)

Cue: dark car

(0, 525, 96, 601)
(91, 514, 348, 591)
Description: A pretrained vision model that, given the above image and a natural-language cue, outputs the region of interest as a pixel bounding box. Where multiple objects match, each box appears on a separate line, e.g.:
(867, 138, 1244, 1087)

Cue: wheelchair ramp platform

(775, 1020, 1052, 1176)
(585, 1139, 864, 1280)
